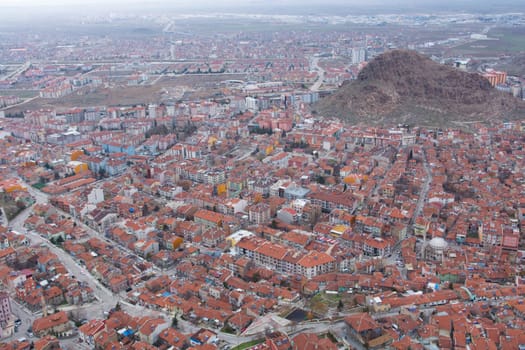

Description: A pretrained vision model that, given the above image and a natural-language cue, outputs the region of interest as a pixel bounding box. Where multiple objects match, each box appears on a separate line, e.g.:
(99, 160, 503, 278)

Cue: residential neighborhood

(1, 2, 525, 350)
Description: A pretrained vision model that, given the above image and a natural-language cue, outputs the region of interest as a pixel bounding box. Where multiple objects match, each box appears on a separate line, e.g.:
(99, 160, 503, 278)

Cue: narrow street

(6, 183, 298, 346)
(411, 146, 432, 225)
(8, 184, 159, 320)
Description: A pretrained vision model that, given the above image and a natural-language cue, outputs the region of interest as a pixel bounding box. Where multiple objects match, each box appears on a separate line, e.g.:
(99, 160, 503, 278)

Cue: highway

(0, 61, 31, 81)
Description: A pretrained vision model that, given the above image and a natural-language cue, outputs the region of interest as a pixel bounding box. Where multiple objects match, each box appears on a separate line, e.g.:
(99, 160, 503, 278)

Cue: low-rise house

(94, 329, 118, 350)
(78, 319, 105, 345)
(134, 240, 159, 257)
(33, 335, 60, 350)
(226, 311, 254, 334)
(291, 332, 337, 350)
(265, 331, 291, 350)
(190, 328, 218, 347)
(345, 313, 392, 349)
(157, 327, 188, 349)
(137, 317, 170, 344)
(108, 274, 129, 293)
(32, 311, 74, 338)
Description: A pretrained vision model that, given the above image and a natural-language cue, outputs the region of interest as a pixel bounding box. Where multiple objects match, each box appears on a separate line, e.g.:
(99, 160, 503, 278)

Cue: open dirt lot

(6, 73, 246, 113)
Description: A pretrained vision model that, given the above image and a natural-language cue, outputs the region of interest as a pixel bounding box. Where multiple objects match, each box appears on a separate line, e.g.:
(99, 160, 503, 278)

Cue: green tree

(337, 299, 344, 312)
(252, 272, 261, 283)
(98, 168, 106, 178)
(56, 235, 64, 245)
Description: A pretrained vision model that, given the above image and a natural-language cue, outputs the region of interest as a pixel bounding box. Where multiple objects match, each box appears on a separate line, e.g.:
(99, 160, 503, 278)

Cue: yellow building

(216, 183, 227, 195)
(172, 236, 184, 250)
(0, 179, 26, 193)
(69, 149, 84, 161)
(67, 161, 88, 174)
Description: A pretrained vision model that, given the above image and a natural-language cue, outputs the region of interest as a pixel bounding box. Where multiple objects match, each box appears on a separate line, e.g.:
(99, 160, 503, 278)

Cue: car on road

(15, 319, 22, 326)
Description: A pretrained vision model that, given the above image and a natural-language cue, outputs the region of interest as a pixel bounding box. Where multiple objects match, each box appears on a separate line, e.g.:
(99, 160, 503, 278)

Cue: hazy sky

(2, 0, 523, 8)
(2, 0, 524, 17)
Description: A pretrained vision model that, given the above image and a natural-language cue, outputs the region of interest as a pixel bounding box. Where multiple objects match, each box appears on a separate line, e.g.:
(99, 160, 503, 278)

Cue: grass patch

(221, 325, 236, 334)
(307, 291, 358, 316)
(32, 183, 47, 190)
(311, 291, 341, 307)
(231, 339, 264, 350)
(489, 27, 525, 52)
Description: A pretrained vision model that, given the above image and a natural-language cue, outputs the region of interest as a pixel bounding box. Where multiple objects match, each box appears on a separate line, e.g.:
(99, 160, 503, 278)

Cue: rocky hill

(314, 50, 525, 128)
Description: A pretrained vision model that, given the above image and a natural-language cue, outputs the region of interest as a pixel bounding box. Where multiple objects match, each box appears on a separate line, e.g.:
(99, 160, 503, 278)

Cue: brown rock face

(315, 50, 525, 128)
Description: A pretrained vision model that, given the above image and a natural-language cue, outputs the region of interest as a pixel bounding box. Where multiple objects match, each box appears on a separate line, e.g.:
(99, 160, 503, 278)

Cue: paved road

(0, 61, 31, 81)
(411, 146, 432, 224)
(0, 96, 39, 112)
(1, 299, 34, 342)
(310, 57, 325, 92)
(7, 183, 256, 345)
(8, 182, 368, 347)
(10, 205, 122, 316)
(9, 184, 158, 320)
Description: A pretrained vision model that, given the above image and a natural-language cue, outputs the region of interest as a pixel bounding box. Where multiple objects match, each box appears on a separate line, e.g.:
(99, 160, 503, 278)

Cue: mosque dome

(429, 237, 448, 250)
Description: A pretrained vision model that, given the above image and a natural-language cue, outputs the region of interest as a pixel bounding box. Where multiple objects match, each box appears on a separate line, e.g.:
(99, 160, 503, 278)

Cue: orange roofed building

(236, 236, 335, 278)
(32, 311, 74, 338)
(345, 313, 392, 348)
(291, 332, 337, 350)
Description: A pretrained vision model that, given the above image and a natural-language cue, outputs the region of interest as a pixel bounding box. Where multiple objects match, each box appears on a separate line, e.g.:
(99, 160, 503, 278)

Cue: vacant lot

(448, 27, 525, 57)
(0, 193, 26, 221)
(0, 90, 39, 99)
(494, 53, 525, 77)
(307, 291, 358, 316)
(5, 73, 246, 113)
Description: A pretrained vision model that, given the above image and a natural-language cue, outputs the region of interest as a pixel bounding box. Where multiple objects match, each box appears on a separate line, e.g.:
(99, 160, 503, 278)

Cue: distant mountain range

(314, 50, 525, 129)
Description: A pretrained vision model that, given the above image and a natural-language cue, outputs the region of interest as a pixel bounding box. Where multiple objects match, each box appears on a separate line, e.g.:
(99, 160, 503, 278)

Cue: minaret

(41, 292, 48, 317)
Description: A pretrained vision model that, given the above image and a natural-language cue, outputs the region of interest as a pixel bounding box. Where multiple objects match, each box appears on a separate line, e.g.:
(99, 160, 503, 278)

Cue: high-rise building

(148, 104, 157, 119)
(245, 97, 259, 112)
(482, 69, 507, 87)
(351, 47, 366, 65)
(0, 292, 12, 326)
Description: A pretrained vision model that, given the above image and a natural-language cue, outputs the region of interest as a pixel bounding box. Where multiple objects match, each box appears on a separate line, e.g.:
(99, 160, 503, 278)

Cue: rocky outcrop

(315, 50, 525, 128)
